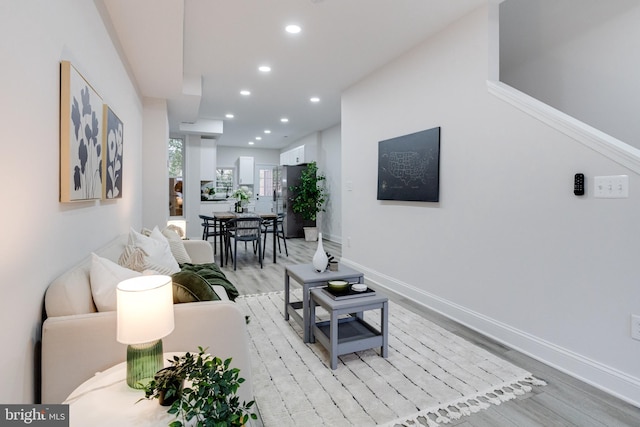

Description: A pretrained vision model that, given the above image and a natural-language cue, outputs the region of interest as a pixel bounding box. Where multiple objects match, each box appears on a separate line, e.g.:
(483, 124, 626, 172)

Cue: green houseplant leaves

(289, 161, 327, 222)
(141, 347, 256, 427)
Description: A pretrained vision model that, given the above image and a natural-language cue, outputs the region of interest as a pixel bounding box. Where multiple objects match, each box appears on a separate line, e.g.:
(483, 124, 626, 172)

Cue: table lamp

(116, 275, 175, 389)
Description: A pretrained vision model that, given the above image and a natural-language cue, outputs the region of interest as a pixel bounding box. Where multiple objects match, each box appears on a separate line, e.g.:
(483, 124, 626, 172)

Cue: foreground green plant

(141, 347, 256, 427)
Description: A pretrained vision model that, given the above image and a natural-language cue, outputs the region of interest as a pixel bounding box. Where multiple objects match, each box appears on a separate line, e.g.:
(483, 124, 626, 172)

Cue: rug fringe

(377, 375, 546, 427)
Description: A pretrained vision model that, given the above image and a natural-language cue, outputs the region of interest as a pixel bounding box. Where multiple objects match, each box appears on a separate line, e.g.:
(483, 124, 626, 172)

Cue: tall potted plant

(289, 162, 327, 241)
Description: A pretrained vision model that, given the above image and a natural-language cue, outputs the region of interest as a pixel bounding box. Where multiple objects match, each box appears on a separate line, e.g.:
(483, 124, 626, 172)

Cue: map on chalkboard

(377, 127, 440, 202)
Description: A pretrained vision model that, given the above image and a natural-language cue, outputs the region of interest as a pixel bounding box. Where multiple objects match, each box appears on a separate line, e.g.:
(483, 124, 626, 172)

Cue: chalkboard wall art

(377, 127, 440, 202)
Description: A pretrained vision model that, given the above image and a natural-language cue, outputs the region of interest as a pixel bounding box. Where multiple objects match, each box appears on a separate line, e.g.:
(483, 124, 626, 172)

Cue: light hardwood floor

(217, 237, 640, 426)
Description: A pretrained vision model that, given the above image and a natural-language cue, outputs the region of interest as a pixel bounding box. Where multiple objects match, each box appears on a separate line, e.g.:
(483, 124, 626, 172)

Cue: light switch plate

(594, 175, 628, 198)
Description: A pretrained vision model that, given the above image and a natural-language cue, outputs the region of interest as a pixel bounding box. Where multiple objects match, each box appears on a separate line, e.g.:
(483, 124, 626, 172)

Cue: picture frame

(103, 105, 123, 199)
(377, 127, 441, 202)
(60, 61, 104, 202)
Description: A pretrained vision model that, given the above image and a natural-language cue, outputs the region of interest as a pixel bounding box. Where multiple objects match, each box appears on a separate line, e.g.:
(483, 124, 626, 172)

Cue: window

(168, 138, 184, 217)
(215, 168, 234, 197)
(258, 168, 273, 197)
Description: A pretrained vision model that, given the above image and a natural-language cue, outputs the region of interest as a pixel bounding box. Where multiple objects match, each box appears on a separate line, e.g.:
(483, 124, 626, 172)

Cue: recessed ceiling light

(281, 117, 289, 123)
(240, 90, 251, 96)
(264, 129, 271, 134)
(256, 136, 262, 140)
(225, 113, 234, 118)
(258, 65, 271, 73)
(248, 141, 254, 145)
(285, 24, 301, 34)
(310, 97, 320, 103)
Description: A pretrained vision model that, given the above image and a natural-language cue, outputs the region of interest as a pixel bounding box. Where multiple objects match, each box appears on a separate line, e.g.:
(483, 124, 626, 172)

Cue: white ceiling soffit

(179, 119, 223, 136)
(168, 75, 203, 125)
(102, 0, 185, 99)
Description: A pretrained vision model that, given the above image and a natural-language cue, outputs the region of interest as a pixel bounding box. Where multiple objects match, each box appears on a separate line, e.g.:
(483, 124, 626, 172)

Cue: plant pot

(158, 380, 184, 406)
(303, 227, 318, 242)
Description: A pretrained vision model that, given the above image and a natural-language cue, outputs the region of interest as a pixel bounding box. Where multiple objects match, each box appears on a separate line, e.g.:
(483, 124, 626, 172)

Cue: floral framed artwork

(60, 61, 103, 202)
(103, 105, 123, 199)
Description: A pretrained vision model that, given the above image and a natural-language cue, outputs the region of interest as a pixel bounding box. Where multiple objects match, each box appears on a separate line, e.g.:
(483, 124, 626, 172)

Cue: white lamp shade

(116, 275, 175, 344)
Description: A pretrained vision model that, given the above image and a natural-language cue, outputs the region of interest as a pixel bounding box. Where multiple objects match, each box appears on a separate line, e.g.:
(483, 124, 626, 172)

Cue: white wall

(500, 0, 640, 149)
(200, 138, 217, 181)
(141, 98, 169, 229)
(184, 134, 203, 239)
(342, 5, 640, 405)
(216, 146, 280, 168)
(0, 0, 143, 402)
(318, 124, 342, 243)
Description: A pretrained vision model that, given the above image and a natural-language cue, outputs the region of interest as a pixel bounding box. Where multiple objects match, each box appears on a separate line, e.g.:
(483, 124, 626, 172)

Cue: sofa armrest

(42, 301, 252, 404)
(41, 311, 124, 404)
(183, 240, 215, 264)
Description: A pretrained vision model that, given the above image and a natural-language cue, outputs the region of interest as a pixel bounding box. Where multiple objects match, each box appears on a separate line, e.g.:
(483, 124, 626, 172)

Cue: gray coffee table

(284, 263, 364, 343)
(309, 287, 389, 369)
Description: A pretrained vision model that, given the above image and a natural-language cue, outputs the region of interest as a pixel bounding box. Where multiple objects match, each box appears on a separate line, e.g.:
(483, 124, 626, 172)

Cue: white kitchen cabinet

(236, 156, 254, 185)
(293, 146, 304, 164)
(279, 145, 305, 165)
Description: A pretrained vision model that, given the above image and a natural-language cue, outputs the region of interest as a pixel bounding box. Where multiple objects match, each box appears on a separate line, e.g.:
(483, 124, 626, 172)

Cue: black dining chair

(225, 216, 263, 270)
(198, 215, 222, 255)
(262, 213, 288, 257)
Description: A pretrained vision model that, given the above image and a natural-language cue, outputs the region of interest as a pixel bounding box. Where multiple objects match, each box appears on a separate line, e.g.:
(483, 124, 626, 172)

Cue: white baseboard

(322, 233, 341, 245)
(341, 257, 640, 408)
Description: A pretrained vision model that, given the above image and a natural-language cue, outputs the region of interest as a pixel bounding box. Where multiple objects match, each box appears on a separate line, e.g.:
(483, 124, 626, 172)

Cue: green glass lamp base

(126, 340, 164, 389)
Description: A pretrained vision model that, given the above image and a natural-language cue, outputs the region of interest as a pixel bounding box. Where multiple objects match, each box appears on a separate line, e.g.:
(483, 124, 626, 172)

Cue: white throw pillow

(90, 253, 141, 312)
(129, 227, 180, 274)
(161, 227, 181, 241)
(162, 227, 192, 264)
(118, 245, 148, 272)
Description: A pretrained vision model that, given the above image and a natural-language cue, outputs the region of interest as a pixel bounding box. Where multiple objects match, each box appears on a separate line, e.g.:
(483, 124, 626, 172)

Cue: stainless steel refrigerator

(273, 164, 306, 238)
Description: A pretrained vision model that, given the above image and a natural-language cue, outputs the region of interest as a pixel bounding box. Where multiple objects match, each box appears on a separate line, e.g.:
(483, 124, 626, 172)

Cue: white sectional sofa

(41, 235, 252, 404)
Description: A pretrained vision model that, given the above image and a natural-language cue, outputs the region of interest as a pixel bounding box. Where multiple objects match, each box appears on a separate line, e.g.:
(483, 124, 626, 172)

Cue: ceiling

(100, 0, 486, 150)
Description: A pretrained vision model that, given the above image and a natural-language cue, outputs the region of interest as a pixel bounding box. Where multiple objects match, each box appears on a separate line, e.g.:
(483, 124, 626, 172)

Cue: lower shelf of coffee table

(313, 316, 383, 355)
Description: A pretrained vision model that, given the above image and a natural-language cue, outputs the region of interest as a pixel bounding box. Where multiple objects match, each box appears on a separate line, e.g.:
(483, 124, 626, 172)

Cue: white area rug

(236, 291, 545, 427)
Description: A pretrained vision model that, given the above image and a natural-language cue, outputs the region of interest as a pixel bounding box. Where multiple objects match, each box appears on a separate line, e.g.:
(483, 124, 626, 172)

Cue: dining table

(213, 211, 278, 266)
